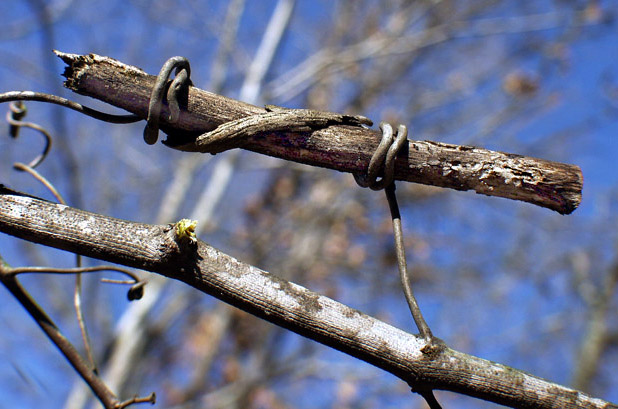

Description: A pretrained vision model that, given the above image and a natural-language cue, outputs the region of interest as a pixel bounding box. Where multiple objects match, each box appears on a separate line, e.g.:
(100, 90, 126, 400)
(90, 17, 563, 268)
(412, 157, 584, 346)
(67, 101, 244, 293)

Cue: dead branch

(54, 51, 582, 215)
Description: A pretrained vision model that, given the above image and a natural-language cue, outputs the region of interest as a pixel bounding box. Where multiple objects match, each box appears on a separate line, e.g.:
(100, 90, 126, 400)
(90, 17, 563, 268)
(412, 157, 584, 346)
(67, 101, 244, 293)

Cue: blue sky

(1, 1, 617, 408)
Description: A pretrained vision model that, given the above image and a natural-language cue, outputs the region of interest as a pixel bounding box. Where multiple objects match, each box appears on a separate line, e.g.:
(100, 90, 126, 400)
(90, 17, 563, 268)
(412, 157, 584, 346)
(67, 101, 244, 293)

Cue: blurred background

(0, 1, 617, 408)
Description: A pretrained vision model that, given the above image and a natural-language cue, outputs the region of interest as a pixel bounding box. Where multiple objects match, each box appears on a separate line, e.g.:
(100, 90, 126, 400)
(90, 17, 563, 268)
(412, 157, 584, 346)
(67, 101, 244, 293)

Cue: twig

(0, 91, 139, 123)
(0, 264, 119, 408)
(0, 259, 151, 409)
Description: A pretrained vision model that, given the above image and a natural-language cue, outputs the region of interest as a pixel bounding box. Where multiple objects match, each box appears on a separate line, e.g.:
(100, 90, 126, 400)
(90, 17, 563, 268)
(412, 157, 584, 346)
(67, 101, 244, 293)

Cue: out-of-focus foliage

(0, 1, 617, 408)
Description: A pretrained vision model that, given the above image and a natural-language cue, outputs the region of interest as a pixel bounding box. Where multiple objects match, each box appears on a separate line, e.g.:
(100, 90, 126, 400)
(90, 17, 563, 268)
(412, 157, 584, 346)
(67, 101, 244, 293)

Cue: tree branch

(53, 51, 582, 215)
(0, 186, 612, 409)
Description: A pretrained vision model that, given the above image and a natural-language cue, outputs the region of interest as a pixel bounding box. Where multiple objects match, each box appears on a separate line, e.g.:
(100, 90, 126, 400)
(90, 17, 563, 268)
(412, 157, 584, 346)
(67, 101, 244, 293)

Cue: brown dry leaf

(503, 71, 539, 96)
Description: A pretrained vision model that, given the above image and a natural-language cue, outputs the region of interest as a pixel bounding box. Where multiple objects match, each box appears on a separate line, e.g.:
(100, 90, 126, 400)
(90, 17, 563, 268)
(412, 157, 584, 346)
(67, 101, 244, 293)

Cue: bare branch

(0, 187, 613, 409)
(54, 51, 582, 214)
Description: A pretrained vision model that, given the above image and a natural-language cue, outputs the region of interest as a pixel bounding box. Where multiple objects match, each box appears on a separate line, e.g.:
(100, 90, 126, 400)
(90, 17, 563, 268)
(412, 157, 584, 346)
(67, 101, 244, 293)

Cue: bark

(54, 51, 582, 215)
(0, 186, 614, 409)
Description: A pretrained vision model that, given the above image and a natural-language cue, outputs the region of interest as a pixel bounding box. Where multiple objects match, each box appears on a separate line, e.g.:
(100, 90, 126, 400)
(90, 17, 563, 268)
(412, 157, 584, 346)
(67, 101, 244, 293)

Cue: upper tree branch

(54, 51, 582, 215)
(0, 187, 613, 409)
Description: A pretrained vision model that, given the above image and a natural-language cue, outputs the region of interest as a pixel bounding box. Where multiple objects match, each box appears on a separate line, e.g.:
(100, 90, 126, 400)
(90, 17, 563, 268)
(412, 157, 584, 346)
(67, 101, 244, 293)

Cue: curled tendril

(143, 56, 191, 145)
(6, 101, 52, 169)
(2, 91, 140, 170)
(1, 88, 154, 406)
(8, 101, 27, 137)
(353, 122, 408, 191)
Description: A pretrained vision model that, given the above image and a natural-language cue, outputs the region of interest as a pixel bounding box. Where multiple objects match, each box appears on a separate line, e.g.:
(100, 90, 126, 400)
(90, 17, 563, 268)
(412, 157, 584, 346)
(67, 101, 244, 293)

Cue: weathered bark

(54, 51, 582, 215)
(0, 187, 614, 409)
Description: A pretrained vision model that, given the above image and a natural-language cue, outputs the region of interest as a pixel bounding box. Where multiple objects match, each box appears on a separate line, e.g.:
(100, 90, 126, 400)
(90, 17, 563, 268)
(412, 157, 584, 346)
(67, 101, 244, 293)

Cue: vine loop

(143, 56, 192, 145)
(354, 122, 434, 343)
(353, 122, 408, 191)
(5, 101, 51, 169)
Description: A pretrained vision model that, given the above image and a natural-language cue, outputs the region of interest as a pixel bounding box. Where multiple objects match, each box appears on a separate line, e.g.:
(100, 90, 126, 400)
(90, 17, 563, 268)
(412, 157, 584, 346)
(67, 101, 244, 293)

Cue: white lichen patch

(6, 197, 28, 219)
(131, 227, 153, 237)
(441, 160, 484, 177)
(478, 158, 540, 187)
(77, 218, 95, 235)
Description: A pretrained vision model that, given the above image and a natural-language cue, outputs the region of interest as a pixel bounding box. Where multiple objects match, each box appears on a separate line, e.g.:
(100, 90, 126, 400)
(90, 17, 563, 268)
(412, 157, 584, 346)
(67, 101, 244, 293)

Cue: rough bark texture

(0, 187, 614, 409)
(55, 51, 582, 215)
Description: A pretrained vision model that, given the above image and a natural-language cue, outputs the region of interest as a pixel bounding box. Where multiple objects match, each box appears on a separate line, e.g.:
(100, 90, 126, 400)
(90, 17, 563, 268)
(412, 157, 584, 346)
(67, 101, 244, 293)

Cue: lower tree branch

(0, 187, 613, 409)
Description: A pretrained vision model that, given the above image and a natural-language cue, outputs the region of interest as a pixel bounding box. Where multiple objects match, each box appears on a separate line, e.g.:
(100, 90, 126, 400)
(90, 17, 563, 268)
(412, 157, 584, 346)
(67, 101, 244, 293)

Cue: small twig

(8, 265, 137, 277)
(0, 91, 140, 124)
(8, 265, 146, 299)
(116, 392, 156, 408)
(73, 263, 98, 374)
(192, 104, 372, 154)
(417, 390, 443, 409)
(0, 263, 119, 408)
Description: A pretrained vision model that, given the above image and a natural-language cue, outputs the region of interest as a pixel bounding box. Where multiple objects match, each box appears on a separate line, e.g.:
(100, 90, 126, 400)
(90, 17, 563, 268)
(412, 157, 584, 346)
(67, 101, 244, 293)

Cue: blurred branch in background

(571, 251, 618, 394)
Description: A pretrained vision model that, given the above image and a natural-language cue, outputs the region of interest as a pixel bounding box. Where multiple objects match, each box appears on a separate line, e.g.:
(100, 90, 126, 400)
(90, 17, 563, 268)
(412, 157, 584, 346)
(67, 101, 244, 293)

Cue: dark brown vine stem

(54, 51, 582, 215)
(0, 186, 614, 409)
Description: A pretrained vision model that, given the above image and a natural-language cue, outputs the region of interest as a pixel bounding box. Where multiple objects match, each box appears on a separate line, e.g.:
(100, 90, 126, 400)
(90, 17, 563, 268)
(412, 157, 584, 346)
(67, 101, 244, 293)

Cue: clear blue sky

(0, 1, 617, 408)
